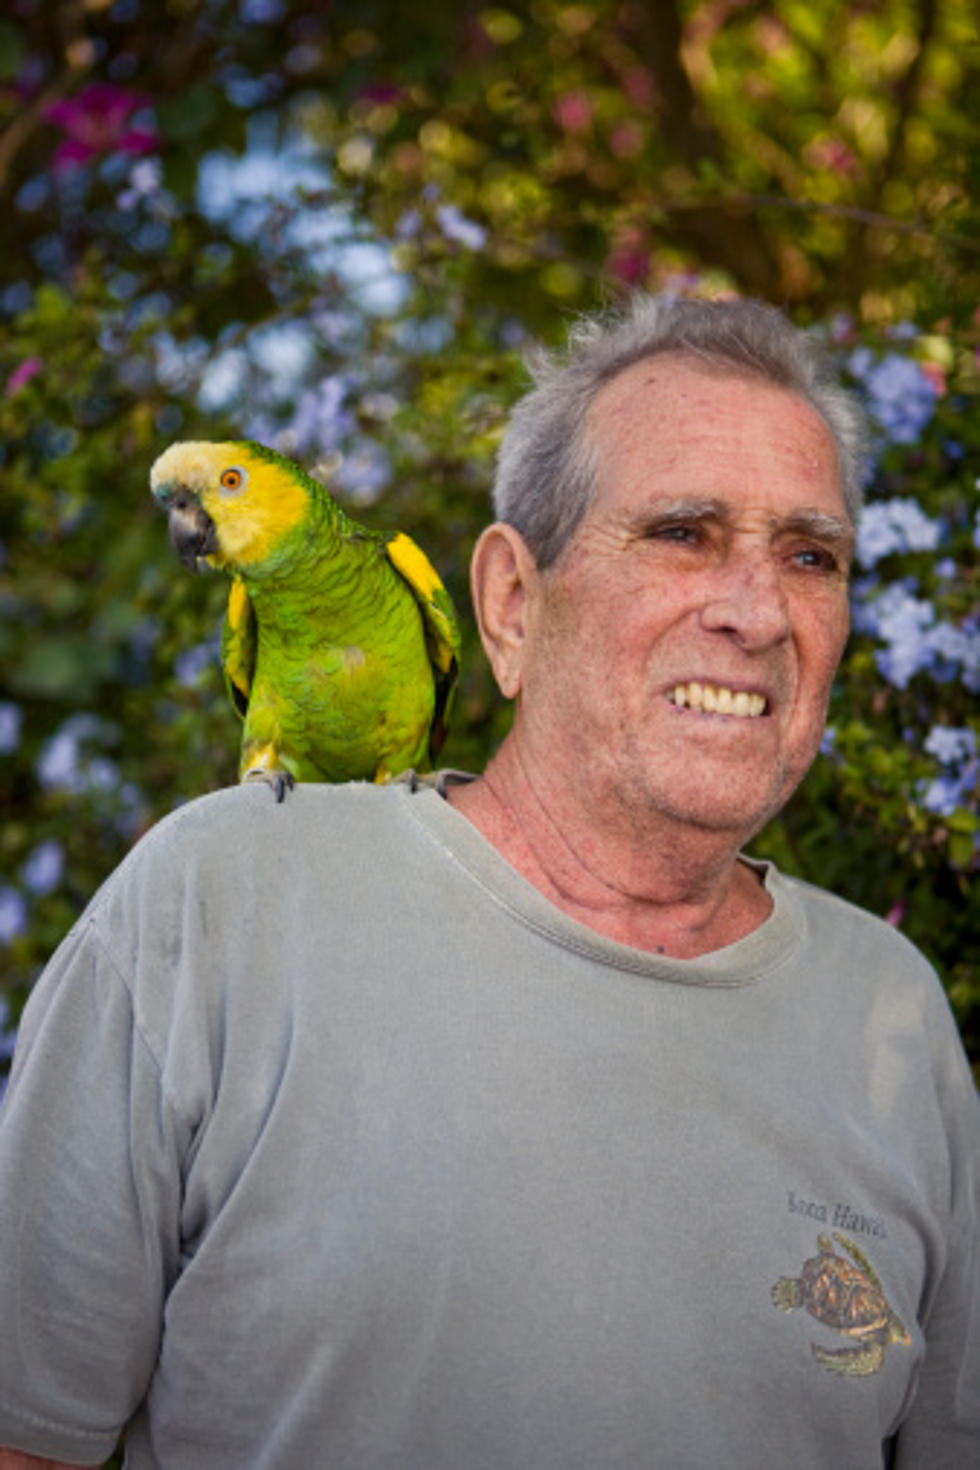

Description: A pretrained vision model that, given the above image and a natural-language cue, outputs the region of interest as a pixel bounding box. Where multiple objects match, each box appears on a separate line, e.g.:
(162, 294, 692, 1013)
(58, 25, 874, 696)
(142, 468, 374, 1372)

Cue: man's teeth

(668, 682, 767, 717)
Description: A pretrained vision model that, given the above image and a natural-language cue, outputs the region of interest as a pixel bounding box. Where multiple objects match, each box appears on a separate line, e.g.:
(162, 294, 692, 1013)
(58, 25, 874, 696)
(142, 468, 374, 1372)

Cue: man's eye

(792, 546, 843, 573)
(649, 522, 702, 544)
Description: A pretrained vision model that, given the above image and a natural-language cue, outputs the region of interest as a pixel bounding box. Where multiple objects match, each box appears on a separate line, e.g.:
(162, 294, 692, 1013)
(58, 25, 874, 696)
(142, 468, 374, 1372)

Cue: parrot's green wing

(384, 531, 461, 761)
(220, 575, 257, 721)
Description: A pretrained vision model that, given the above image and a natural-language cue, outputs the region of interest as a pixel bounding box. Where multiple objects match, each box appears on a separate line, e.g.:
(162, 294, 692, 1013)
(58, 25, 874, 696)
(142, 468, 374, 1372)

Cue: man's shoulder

(94, 780, 408, 912)
(778, 868, 896, 928)
(773, 870, 978, 1081)
(779, 869, 931, 967)
(142, 777, 397, 847)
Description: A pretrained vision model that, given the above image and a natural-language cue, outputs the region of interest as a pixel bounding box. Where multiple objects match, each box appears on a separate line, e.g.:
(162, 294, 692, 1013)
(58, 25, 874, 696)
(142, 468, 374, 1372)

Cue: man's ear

(469, 522, 539, 699)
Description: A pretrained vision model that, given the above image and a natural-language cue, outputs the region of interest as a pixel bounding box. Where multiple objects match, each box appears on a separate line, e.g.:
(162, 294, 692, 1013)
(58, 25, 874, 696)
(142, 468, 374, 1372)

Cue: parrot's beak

(165, 491, 219, 572)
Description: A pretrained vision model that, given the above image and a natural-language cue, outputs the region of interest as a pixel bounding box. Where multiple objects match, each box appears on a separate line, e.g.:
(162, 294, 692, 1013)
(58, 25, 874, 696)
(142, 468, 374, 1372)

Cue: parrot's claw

(243, 768, 295, 803)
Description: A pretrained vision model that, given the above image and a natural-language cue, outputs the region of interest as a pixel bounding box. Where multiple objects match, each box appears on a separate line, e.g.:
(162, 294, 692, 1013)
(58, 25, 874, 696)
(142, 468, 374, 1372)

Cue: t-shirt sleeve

(893, 1026, 980, 1468)
(0, 914, 186, 1463)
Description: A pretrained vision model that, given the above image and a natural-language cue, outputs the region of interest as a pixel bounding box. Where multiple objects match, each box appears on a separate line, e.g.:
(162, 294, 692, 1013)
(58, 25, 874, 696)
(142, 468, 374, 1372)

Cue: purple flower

(117, 156, 165, 211)
(920, 770, 978, 817)
(0, 888, 26, 945)
(335, 442, 391, 502)
(851, 575, 980, 692)
(175, 640, 218, 688)
(45, 84, 159, 170)
(240, 0, 287, 20)
(852, 580, 935, 688)
(924, 726, 977, 767)
(279, 375, 352, 458)
(436, 205, 488, 251)
(919, 726, 978, 817)
(847, 349, 937, 446)
(0, 995, 15, 1053)
(928, 621, 980, 691)
(36, 714, 119, 794)
(395, 209, 422, 239)
(0, 703, 22, 754)
(21, 839, 64, 897)
(855, 497, 943, 570)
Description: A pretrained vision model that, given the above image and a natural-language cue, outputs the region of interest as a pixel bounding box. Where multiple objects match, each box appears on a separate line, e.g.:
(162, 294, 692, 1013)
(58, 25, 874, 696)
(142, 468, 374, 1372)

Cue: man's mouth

(667, 682, 768, 718)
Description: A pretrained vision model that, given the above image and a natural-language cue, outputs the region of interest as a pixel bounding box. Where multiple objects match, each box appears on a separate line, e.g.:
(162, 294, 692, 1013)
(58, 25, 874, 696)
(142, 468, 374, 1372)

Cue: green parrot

(150, 439, 461, 799)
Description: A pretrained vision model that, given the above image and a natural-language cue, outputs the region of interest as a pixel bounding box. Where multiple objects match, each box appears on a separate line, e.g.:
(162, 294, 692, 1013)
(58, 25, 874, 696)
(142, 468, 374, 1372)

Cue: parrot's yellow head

(150, 440, 315, 573)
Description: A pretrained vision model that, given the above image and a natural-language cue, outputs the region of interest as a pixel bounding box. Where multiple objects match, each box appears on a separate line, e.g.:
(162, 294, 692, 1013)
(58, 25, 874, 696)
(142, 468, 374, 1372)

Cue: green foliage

(0, 1, 977, 1086)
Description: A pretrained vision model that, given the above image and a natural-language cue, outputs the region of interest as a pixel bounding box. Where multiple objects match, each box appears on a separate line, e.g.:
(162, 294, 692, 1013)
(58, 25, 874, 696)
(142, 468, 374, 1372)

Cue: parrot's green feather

(150, 438, 462, 791)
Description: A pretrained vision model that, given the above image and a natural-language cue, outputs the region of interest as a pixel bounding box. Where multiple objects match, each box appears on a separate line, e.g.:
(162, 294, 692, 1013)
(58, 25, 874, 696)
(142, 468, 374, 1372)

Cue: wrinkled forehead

(589, 351, 812, 432)
(585, 354, 846, 516)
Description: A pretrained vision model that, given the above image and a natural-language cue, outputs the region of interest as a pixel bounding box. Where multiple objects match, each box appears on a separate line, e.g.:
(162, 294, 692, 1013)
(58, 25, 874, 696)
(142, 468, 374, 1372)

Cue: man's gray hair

(493, 293, 868, 567)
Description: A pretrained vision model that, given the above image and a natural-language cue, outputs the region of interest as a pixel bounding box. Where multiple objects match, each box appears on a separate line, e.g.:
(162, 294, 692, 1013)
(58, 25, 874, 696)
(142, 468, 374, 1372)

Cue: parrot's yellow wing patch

(385, 530, 461, 762)
(385, 532, 461, 675)
(220, 575, 257, 720)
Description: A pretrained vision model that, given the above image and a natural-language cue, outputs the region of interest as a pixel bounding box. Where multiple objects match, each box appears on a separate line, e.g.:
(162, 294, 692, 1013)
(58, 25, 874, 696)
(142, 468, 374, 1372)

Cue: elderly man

(0, 295, 976, 1469)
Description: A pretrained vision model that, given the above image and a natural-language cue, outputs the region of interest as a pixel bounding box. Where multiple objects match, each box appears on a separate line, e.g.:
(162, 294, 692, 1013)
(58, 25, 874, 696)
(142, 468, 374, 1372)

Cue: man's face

(513, 355, 854, 844)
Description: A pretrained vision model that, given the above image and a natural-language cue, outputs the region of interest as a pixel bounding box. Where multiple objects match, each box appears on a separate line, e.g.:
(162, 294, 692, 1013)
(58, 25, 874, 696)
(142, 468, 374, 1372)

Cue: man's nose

(698, 547, 792, 649)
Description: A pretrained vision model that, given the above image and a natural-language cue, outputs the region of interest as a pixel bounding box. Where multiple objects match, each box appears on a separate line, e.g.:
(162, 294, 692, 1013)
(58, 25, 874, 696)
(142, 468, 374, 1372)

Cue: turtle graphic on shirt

(771, 1231, 911, 1377)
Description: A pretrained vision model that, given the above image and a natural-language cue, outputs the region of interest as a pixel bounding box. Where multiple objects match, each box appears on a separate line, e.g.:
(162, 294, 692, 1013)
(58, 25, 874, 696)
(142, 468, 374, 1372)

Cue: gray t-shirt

(0, 780, 977, 1468)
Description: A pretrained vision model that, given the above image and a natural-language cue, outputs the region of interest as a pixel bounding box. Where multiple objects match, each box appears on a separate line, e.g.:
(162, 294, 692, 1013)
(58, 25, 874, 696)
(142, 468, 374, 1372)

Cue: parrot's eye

(220, 467, 246, 493)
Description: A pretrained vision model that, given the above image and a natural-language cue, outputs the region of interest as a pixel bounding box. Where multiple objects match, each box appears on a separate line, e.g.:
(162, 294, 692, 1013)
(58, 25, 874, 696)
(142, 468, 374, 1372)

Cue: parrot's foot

(242, 768, 295, 803)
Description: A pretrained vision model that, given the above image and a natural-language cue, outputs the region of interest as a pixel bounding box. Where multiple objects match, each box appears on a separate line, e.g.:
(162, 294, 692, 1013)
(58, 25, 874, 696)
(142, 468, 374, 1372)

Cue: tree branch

(618, 0, 781, 294)
(837, 0, 942, 301)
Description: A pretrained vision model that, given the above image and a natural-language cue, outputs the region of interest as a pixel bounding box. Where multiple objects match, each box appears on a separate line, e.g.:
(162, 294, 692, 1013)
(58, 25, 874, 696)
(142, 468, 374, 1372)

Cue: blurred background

(1, 0, 978, 1081)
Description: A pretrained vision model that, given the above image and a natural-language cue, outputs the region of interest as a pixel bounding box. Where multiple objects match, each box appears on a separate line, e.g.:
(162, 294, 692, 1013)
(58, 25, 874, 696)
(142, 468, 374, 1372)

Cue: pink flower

(608, 122, 644, 159)
(607, 247, 649, 285)
(606, 229, 650, 285)
(621, 67, 655, 107)
(919, 361, 947, 396)
(803, 136, 859, 177)
(45, 83, 158, 170)
(7, 357, 42, 395)
(355, 83, 403, 105)
(553, 92, 593, 134)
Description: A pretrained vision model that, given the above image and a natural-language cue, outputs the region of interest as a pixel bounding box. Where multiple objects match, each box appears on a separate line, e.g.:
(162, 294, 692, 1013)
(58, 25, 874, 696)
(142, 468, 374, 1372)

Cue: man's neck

(445, 738, 772, 958)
